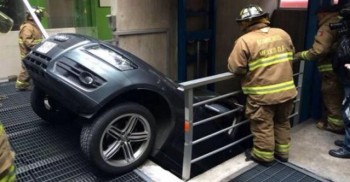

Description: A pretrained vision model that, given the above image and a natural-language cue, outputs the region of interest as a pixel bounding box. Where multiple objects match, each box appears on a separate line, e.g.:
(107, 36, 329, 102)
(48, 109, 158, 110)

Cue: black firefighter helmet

(26, 6, 46, 21)
(236, 4, 269, 22)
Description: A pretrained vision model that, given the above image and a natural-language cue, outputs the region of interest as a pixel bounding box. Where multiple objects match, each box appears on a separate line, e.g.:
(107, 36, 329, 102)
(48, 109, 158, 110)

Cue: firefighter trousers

(321, 72, 344, 130)
(245, 98, 294, 162)
(0, 124, 15, 182)
(16, 61, 31, 90)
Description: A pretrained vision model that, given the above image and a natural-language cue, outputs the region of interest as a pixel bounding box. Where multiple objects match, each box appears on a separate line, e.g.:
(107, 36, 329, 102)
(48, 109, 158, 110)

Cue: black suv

(24, 33, 247, 177)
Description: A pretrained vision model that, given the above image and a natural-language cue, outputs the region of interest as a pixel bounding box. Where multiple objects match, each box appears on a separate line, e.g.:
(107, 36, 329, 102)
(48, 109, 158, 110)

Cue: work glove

(294, 50, 309, 61)
(294, 52, 302, 60)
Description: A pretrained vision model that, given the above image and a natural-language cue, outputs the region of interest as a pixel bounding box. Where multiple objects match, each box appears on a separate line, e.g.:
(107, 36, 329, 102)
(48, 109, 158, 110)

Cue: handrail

(179, 61, 304, 180)
(178, 72, 235, 90)
(193, 119, 250, 145)
(194, 107, 241, 126)
(192, 134, 253, 163)
(193, 90, 242, 107)
(179, 72, 245, 180)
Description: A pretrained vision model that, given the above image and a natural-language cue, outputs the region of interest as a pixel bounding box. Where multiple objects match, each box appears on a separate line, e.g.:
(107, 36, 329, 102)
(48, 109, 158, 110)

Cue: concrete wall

(0, 28, 78, 79)
(0, 31, 21, 80)
(112, 0, 177, 79)
(109, 0, 278, 83)
(0, 1, 279, 82)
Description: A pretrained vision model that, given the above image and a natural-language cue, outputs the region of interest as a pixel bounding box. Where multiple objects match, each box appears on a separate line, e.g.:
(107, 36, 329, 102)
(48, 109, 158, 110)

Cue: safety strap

(249, 52, 293, 71)
(242, 80, 295, 95)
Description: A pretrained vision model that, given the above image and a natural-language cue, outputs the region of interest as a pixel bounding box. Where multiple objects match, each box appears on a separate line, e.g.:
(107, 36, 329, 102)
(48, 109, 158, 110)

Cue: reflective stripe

(242, 80, 295, 95)
(249, 52, 293, 71)
(252, 147, 274, 161)
(328, 116, 344, 127)
(15, 80, 30, 90)
(275, 143, 290, 153)
(301, 50, 309, 60)
(0, 164, 16, 182)
(18, 39, 42, 44)
(16, 80, 29, 86)
(0, 124, 3, 135)
(34, 39, 42, 44)
(318, 64, 333, 72)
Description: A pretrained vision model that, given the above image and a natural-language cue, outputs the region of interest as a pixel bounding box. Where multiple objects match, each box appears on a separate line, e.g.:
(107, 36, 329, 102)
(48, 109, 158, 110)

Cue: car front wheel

(80, 102, 156, 174)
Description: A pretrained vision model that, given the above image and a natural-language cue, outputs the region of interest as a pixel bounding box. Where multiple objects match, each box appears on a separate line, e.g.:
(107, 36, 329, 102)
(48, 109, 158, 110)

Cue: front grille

(26, 51, 52, 69)
(56, 57, 105, 89)
(24, 51, 52, 78)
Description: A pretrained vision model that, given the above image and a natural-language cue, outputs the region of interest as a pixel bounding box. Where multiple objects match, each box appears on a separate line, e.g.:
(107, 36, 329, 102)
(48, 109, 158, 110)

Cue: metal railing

(178, 63, 304, 180)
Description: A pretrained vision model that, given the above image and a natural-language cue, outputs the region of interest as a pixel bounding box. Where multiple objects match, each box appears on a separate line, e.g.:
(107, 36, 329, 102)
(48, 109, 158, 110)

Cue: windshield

(86, 45, 137, 71)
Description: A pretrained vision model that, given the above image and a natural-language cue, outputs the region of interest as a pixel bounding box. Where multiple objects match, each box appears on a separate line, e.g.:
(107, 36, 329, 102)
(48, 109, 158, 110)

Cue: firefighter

(294, 5, 344, 134)
(328, 5, 350, 159)
(228, 4, 297, 165)
(0, 124, 15, 182)
(0, 11, 16, 182)
(15, 7, 44, 91)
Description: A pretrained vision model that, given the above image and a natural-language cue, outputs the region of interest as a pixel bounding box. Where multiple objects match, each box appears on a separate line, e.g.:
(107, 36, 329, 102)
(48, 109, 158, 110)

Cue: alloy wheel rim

(100, 113, 151, 167)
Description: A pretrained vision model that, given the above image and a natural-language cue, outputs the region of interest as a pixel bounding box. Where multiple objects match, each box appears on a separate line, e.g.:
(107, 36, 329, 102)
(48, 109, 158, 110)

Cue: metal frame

(177, 0, 216, 82)
(179, 67, 303, 180)
(293, 63, 304, 126)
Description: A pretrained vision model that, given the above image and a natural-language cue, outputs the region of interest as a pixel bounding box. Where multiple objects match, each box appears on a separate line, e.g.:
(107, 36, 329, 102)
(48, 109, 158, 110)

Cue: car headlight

(86, 45, 136, 71)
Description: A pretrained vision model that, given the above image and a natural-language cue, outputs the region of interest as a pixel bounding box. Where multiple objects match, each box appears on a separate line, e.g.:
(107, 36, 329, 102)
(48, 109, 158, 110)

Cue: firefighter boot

(326, 124, 345, 135)
(329, 147, 350, 158)
(316, 120, 327, 130)
(15, 80, 30, 91)
(244, 149, 274, 167)
(334, 140, 344, 147)
(274, 155, 288, 162)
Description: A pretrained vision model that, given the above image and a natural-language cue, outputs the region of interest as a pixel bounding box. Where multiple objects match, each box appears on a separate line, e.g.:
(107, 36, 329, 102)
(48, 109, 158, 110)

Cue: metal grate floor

(229, 161, 330, 182)
(0, 82, 150, 182)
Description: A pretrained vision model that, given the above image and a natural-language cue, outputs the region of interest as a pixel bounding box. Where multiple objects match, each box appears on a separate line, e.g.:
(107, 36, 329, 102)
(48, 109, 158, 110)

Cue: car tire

(31, 87, 75, 122)
(80, 102, 156, 174)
